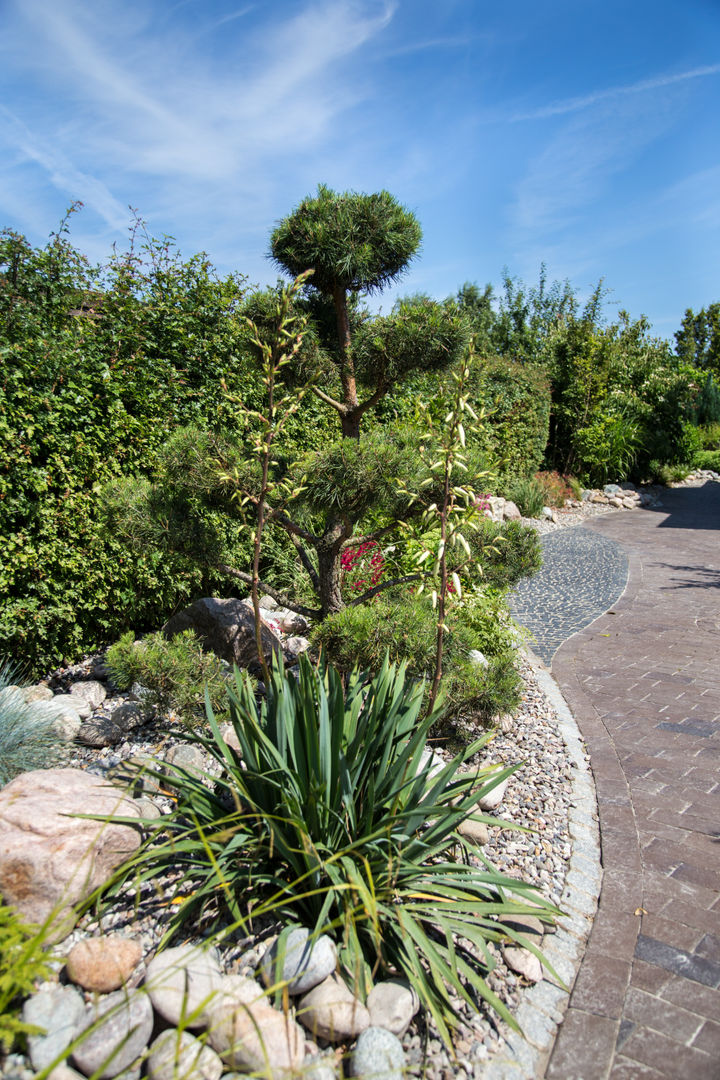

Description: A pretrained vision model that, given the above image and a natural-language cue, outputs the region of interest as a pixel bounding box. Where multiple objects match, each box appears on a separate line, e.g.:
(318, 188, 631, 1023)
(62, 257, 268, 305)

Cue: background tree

(675, 303, 720, 379)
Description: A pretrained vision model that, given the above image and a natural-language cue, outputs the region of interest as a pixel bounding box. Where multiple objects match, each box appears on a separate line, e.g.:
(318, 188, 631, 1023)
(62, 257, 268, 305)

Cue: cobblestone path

(509, 527, 629, 665)
(530, 484, 720, 1079)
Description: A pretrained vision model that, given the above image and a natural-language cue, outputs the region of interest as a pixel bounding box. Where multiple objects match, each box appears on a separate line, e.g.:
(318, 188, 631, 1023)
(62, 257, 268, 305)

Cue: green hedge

(0, 227, 333, 675)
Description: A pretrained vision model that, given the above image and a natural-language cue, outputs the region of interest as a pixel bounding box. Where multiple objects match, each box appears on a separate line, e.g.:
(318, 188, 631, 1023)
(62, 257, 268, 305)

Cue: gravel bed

(11, 649, 582, 1080)
(5, 495, 622, 1079)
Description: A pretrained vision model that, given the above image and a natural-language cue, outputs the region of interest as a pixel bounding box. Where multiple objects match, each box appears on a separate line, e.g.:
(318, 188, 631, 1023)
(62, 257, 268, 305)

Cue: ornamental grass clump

(0, 662, 68, 787)
(96, 653, 558, 1044)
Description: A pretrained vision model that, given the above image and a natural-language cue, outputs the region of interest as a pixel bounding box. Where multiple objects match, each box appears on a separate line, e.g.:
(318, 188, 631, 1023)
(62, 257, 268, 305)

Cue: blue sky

(1, 0, 718, 337)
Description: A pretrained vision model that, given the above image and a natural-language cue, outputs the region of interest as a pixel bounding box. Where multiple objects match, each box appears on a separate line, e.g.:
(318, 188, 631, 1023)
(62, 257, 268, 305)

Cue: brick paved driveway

(546, 482, 720, 1079)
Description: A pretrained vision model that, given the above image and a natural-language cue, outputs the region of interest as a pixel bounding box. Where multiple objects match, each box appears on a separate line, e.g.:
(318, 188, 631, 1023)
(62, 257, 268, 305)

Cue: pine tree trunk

(316, 519, 348, 615)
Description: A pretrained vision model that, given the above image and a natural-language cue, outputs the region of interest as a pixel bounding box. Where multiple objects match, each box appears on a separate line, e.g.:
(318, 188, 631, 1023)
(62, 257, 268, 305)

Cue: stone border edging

(483, 650, 602, 1079)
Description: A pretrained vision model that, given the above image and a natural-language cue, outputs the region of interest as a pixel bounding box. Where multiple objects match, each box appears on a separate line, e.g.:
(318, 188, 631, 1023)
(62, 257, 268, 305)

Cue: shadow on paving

(644, 480, 720, 530)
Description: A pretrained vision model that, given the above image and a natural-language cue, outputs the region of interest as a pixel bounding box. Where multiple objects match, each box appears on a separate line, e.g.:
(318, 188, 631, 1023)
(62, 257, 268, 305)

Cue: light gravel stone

(69, 680, 107, 709)
(297, 973, 370, 1042)
(351, 1026, 405, 1080)
(145, 945, 224, 1028)
(72, 988, 153, 1078)
(146, 1030, 223, 1080)
(367, 979, 419, 1037)
(24, 985, 86, 1072)
(260, 927, 338, 995)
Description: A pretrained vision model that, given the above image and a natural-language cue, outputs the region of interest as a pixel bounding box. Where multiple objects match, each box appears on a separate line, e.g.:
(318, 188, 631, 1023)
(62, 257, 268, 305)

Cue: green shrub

(0, 901, 55, 1054)
(473, 519, 543, 590)
(0, 663, 69, 787)
(311, 592, 523, 721)
(506, 477, 545, 518)
(97, 656, 556, 1043)
(0, 224, 334, 676)
(476, 357, 551, 484)
(693, 449, 720, 472)
(572, 411, 642, 486)
(105, 630, 229, 726)
(646, 461, 692, 485)
(698, 422, 720, 450)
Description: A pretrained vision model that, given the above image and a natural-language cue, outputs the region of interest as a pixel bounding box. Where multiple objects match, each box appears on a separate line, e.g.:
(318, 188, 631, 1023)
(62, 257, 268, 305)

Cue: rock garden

(2, 184, 719, 1080)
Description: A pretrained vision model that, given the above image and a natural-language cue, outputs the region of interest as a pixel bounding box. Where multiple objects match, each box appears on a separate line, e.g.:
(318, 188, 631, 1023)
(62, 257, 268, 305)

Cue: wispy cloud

(0, 106, 128, 229)
(509, 63, 720, 122)
(0, 0, 399, 254)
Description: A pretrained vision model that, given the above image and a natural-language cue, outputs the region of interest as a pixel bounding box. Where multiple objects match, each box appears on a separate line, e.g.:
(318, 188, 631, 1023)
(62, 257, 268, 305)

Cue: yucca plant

(0, 662, 69, 788)
(95, 655, 558, 1044)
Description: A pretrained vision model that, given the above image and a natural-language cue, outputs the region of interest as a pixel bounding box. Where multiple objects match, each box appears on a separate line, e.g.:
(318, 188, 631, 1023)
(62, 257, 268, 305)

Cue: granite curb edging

(484, 651, 603, 1080)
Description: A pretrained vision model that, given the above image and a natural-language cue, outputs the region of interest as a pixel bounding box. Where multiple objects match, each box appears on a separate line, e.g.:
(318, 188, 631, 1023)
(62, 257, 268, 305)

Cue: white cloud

(0, 0, 402, 265)
(508, 63, 720, 123)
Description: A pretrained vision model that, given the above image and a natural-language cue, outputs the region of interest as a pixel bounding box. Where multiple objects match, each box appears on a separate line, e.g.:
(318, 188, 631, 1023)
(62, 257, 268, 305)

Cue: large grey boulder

(0, 769, 142, 940)
(162, 597, 284, 672)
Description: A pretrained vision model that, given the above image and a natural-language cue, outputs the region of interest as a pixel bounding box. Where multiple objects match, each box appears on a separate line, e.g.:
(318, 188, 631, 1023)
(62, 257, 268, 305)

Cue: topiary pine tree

(272, 184, 428, 438)
(108, 188, 471, 619)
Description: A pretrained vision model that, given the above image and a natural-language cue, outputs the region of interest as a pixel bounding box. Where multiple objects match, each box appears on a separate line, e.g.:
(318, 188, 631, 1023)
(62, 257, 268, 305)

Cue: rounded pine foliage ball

(270, 184, 422, 295)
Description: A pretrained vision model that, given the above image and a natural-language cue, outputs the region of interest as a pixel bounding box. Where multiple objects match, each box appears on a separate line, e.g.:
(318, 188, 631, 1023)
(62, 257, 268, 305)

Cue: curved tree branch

(311, 385, 346, 413)
(218, 565, 321, 620)
(288, 532, 320, 592)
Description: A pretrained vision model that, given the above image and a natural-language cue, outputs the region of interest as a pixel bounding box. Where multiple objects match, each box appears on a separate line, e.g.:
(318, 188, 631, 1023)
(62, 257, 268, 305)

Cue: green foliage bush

(698, 422, 720, 450)
(105, 630, 229, 725)
(571, 411, 643, 486)
(0, 901, 55, 1054)
(0, 220, 335, 676)
(0, 663, 69, 787)
(693, 449, 720, 471)
(506, 477, 546, 518)
(473, 519, 543, 590)
(99, 656, 555, 1042)
(310, 592, 523, 721)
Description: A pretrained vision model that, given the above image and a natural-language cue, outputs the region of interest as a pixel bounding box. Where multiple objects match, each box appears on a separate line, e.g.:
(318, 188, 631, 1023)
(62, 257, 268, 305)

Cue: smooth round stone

(207, 998, 305, 1074)
(163, 743, 207, 775)
(46, 1066, 86, 1080)
(476, 774, 508, 811)
(502, 944, 543, 983)
(110, 702, 145, 730)
(145, 944, 224, 1027)
(366, 979, 419, 1037)
(30, 698, 82, 738)
(296, 973, 370, 1043)
(72, 988, 153, 1078)
(304, 1054, 339, 1080)
(23, 683, 54, 703)
(146, 1030, 223, 1080)
(457, 817, 489, 845)
(66, 935, 142, 992)
(58, 693, 93, 719)
(351, 1026, 405, 1080)
(260, 927, 337, 994)
(76, 716, 125, 747)
(23, 985, 86, 1072)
